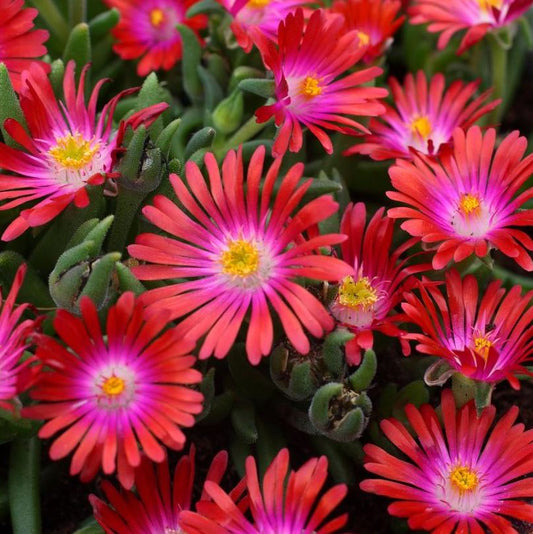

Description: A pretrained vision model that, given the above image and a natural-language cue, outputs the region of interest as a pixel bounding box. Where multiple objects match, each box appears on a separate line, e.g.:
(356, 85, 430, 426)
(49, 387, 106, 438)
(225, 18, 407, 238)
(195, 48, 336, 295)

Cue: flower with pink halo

(345, 71, 499, 160)
(128, 145, 353, 365)
(253, 8, 388, 156)
(409, 0, 533, 54)
(387, 126, 533, 271)
(23, 292, 204, 489)
(180, 448, 348, 534)
(361, 389, 533, 532)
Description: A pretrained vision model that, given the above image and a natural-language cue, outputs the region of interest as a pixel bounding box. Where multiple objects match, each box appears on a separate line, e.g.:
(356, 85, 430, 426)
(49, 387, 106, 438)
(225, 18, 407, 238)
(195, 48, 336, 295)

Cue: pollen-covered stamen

(338, 276, 378, 310)
(410, 115, 432, 139)
(247, 0, 271, 7)
(49, 133, 99, 170)
(301, 76, 322, 97)
(221, 239, 260, 277)
(150, 8, 165, 27)
(356, 30, 370, 46)
(474, 336, 492, 361)
(459, 193, 481, 216)
(102, 376, 125, 396)
(478, 0, 502, 11)
(450, 465, 479, 493)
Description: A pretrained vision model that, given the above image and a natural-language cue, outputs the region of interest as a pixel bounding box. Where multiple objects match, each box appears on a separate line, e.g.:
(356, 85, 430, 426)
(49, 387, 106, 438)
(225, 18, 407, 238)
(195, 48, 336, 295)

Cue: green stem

(492, 264, 533, 290)
(29, 0, 69, 44)
(69, 0, 87, 26)
(107, 189, 146, 253)
(487, 32, 509, 124)
(216, 115, 271, 157)
(9, 437, 41, 534)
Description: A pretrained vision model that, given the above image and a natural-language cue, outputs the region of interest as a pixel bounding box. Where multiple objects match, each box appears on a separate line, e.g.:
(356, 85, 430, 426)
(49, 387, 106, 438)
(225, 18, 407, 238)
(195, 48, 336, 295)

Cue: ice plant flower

(23, 292, 204, 489)
(180, 448, 348, 533)
(0, 61, 167, 241)
(128, 145, 353, 365)
(402, 269, 533, 388)
(345, 71, 499, 160)
(0, 264, 40, 413)
(387, 126, 533, 271)
(0, 0, 50, 92)
(90, 446, 229, 534)
(331, 0, 405, 64)
(219, 0, 309, 52)
(329, 203, 427, 366)
(253, 8, 388, 156)
(104, 0, 207, 76)
(361, 389, 533, 532)
(409, 0, 533, 54)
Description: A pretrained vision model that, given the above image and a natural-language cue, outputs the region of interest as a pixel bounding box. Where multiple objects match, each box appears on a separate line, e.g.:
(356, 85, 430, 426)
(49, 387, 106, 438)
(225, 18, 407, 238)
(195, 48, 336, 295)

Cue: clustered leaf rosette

(104, 0, 208, 76)
(23, 292, 204, 489)
(402, 269, 533, 389)
(331, 0, 405, 64)
(128, 145, 353, 365)
(91, 446, 229, 534)
(387, 126, 533, 270)
(409, 0, 533, 54)
(0, 0, 50, 91)
(180, 448, 348, 533)
(345, 71, 499, 160)
(329, 203, 428, 366)
(0, 61, 167, 241)
(361, 389, 533, 533)
(252, 8, 388, 156)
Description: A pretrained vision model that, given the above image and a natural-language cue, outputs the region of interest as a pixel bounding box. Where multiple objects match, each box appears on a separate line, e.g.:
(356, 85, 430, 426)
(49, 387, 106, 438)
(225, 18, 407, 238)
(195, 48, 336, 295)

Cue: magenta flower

(361, 389, 533, 532)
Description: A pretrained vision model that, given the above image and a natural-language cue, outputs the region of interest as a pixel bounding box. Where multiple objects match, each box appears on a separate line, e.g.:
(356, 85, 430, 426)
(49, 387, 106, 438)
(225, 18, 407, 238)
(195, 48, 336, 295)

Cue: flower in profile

(346, 71, 499, 160)
(219, 0, 309, 52)
(332, 0, 405, 64)
(0, 0, 50, 92)
(104, 0, 207, 76)
(180, 448, 348, 533)
(361, 389, 533, 532)
(253, 8, 388, 156)
(128, 145, 353, 365)
(387, 126, 533, 271)
(0, 61, 167, 241)
(23, 292, 204, 489)
(402, 269, 533, 389)
(329, 203, 427, 366)
(409, 0, 533, 54)
(0, 264, 40, 413)
(90, 446, 228, 533)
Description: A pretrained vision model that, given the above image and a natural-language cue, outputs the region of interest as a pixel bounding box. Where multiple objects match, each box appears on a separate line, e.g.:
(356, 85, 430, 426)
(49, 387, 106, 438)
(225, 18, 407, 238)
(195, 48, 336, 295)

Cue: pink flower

(23, 292, 204, 489)
(387, 126, 533, 271)
(128, 145, 353, 365)
(361, 389, 533, 532)
(253, 9, 387, 156)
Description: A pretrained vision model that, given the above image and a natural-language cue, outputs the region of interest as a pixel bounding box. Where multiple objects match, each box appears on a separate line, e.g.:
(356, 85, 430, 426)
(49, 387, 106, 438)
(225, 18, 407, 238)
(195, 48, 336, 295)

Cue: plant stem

(487, 32, 509, 124)
(216, 115, 271, 157)
(29, 0, 69, 44)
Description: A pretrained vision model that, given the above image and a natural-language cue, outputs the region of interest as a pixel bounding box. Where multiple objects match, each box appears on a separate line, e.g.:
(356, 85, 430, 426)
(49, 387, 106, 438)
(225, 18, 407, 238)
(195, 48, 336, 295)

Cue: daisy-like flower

(387, 126, 533, 271)
(0, 264, 40, 413)
(345, 71, 499, 160)
(331, 0, 405, 64)
(361, 389, 533, 533)
(104, 0, 207, 76)
(90, 446, 229, 533)
(180, 448, 348, 533)
(0, 0, 49, 92)
(0, 61, 167, 241)
(409, 0, 533, 54)
(329, 203, 427, 366)
(128, 145, 353, 365)
(220, 0, 309, 52)
(253, 8, 388, 156)
(22, 292, 204, 489)
(402, 269, 533, 389)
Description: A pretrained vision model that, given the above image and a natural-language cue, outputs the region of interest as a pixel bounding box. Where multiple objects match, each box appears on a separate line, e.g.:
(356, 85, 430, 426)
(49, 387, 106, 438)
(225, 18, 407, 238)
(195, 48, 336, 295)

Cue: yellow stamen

(102, 376, 126, 396)
(474, 336, 492, 361)
(410, 115, 432, 139)
(450, 465, 479, 492)
(478, 0, 502, 11)
(356, 30, 370, 46)
(221, 239, 260, 277)
(301, 76, 322, 98)
(338, 276, 377, 310)
(150, 8, 165, 27)
(49, 133, 99, 170)
(459, 193, 481, 216)
(247, 0, 271, 7)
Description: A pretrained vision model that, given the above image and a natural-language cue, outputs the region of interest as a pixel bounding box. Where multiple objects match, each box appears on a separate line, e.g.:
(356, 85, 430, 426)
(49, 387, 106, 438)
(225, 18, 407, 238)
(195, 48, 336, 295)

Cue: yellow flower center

(247, 0, 271, 7)
(101, 376, 126, 396)
(338, 276, 378, 310)
(474, 336, 492, 361)
(49, 133, 99, 170)
(301, 76, 322, 98)
(478, 0, 502, 11)
(450, 465, 479, 492)
(410, 115, 432, 139)
(356, 30, 370, 46)
(459, 193, 481, 216)
(221, 239, 260, 277)
(150, 8, 165, 27)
